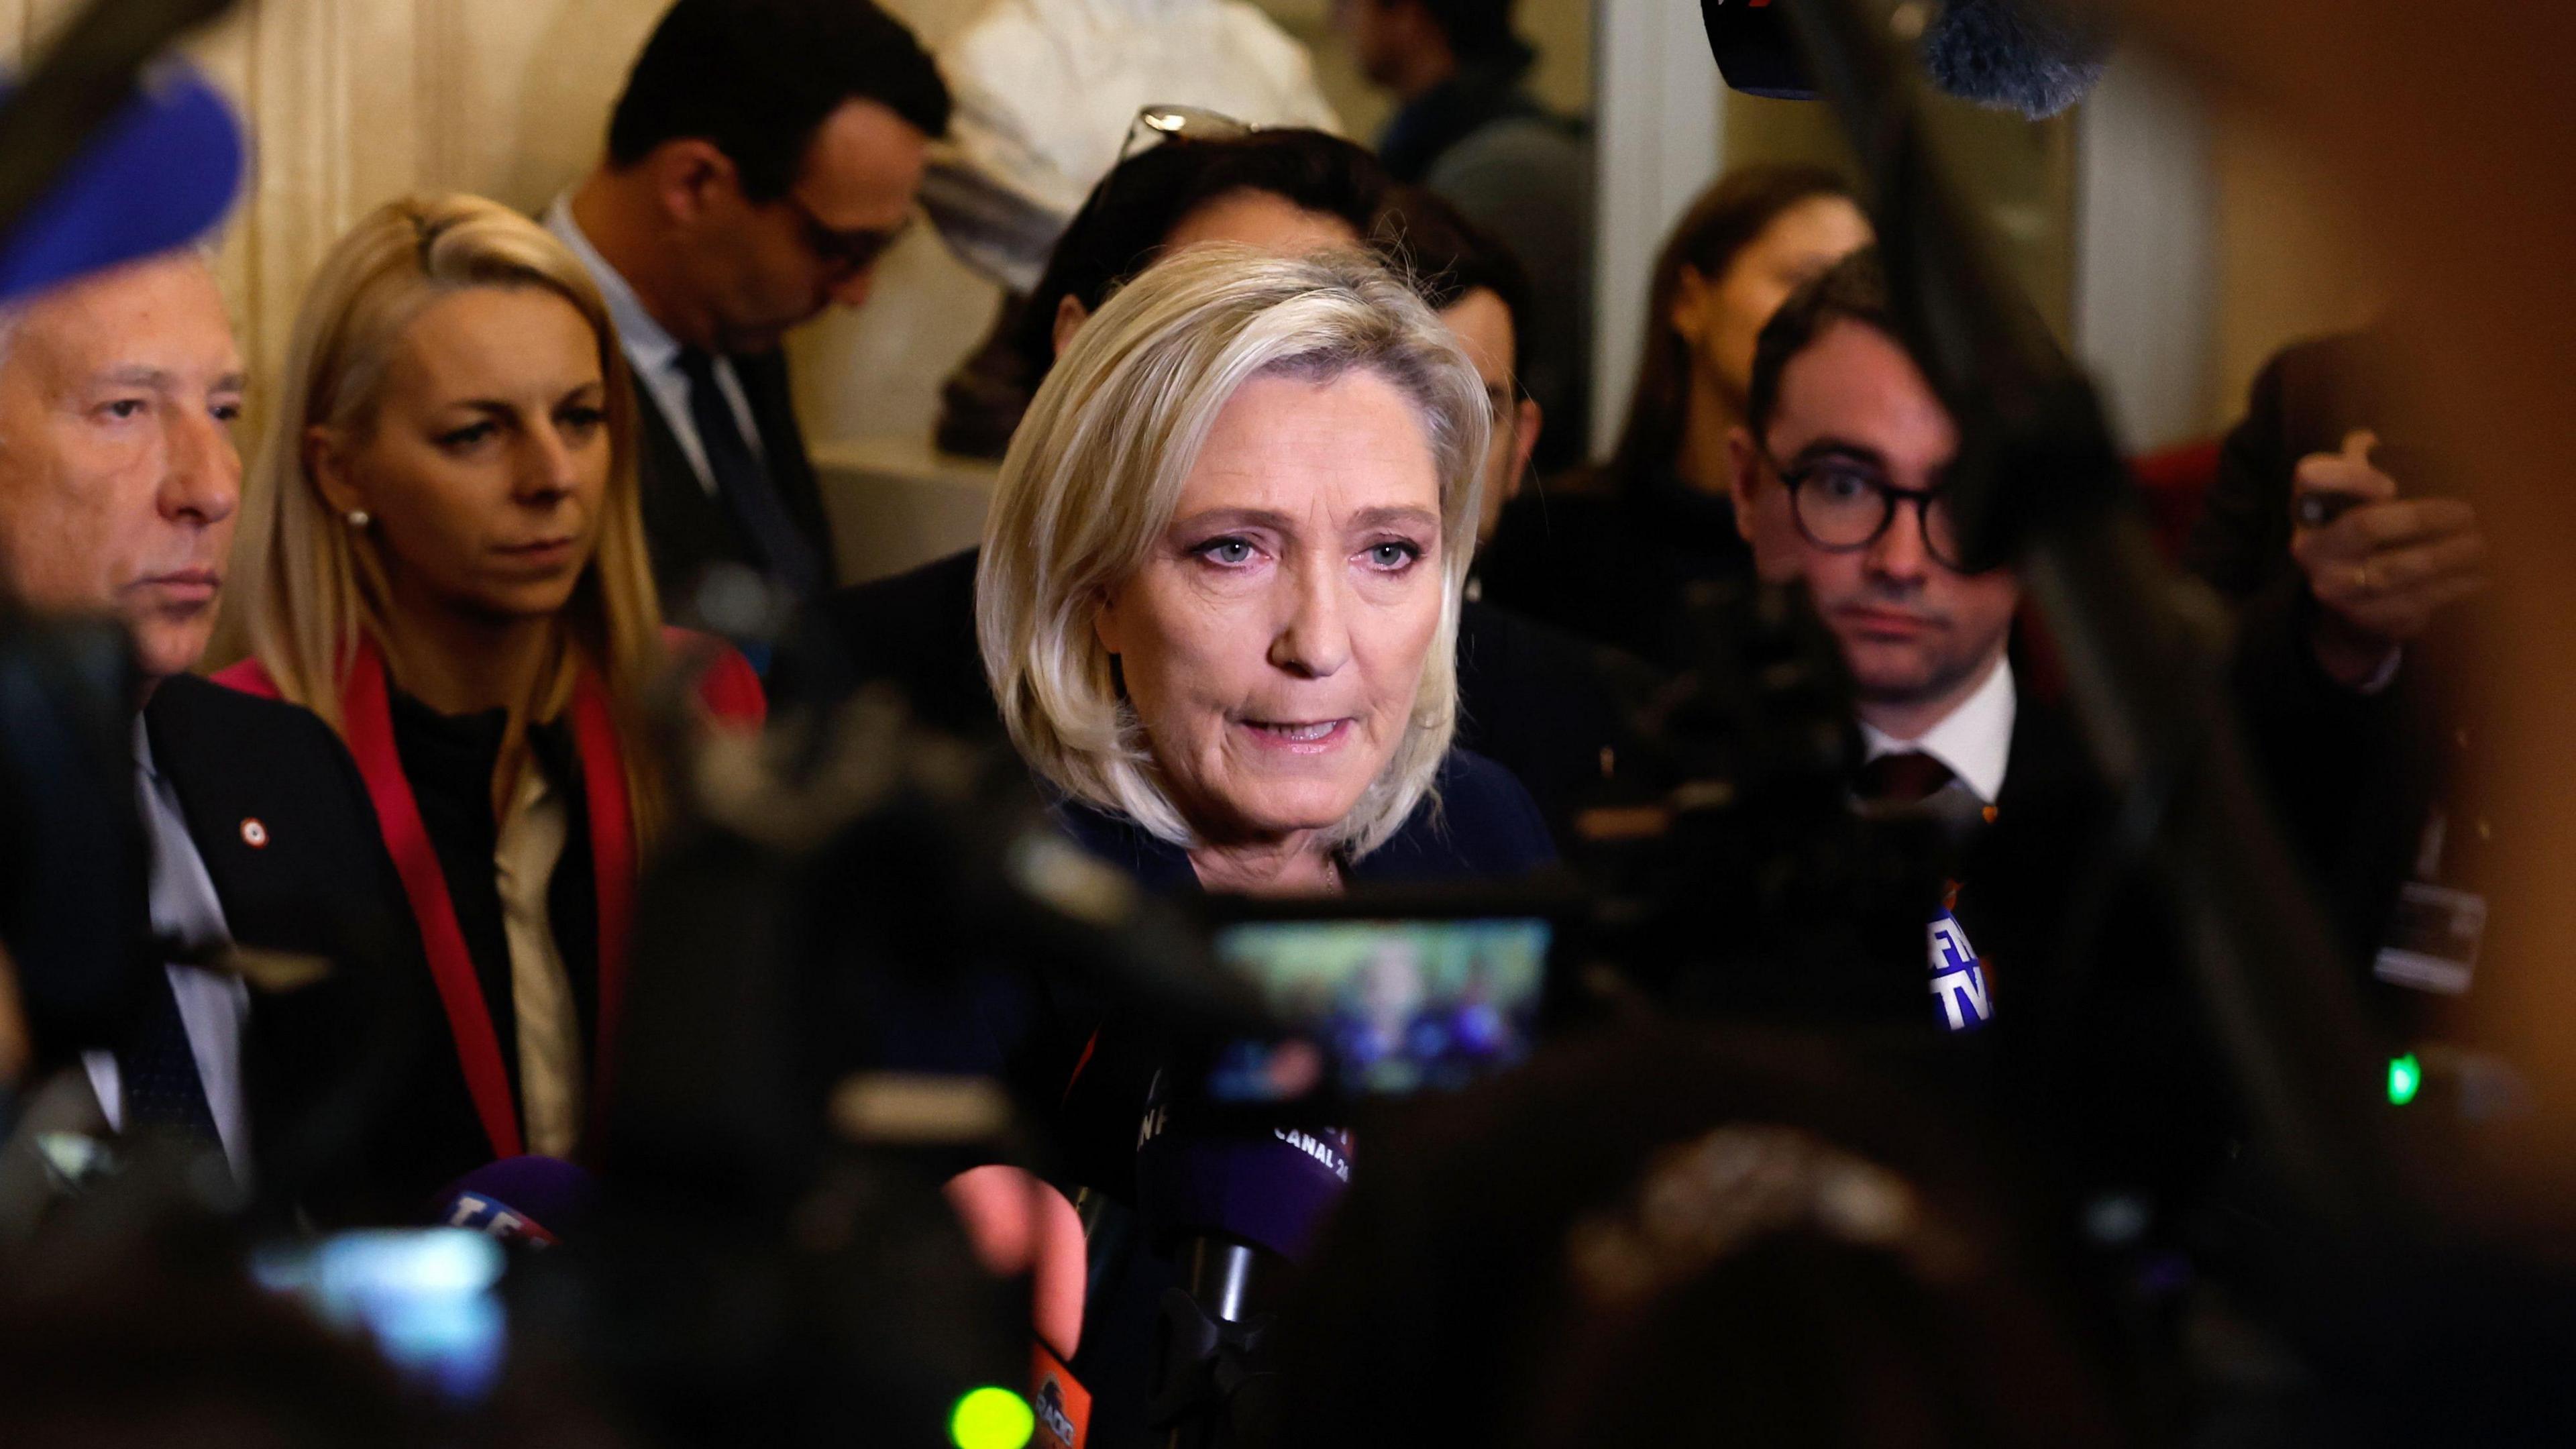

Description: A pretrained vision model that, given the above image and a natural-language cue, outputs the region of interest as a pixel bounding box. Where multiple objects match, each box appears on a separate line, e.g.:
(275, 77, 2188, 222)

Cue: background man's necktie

(115, 965, 220, 1146)
(676, 347, 824, 600)
(1856, 750, 1957, 808)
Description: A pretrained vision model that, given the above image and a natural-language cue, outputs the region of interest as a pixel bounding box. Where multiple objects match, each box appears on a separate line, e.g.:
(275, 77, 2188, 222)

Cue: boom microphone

(1701, 0, 2113, 118)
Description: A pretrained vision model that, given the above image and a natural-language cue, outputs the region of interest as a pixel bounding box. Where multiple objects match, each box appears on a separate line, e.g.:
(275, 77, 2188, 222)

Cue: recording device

(1193, 893, 1567, 1111)
(2292, 440, 2448, 529)
(2292, 488, 2367, 529)
(1700, 0, 2114, 117)
(1136, 1069, 1352, 1449)
(1121, 891, 1571, 1449)
(0, 608, 150, 1078)
(1571, 578, 1947, 1026)
(565, 684, 1276, 1448)
(251, 1228, 510, 1405)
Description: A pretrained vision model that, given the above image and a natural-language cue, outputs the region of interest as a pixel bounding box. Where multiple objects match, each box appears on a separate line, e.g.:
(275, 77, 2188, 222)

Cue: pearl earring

(345, 508, 371, 528)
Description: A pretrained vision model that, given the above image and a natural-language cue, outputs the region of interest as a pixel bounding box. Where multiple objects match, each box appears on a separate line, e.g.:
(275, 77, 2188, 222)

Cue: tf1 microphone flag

(428, 1155, 599, 1246)
(0, 62, 245, 304)
(1929, 906, 1992, 1033)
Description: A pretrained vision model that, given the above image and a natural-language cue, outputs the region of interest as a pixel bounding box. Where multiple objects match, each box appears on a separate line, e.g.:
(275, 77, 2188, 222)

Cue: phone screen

(1205, 916, 1553, 1103)
(251, 1228, 508, 1405)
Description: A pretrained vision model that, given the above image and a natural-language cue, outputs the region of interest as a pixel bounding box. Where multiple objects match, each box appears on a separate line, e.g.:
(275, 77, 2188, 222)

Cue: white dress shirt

(1858, 655, 2019, 806)
(85, 720, 253, 1177)
(543, 197, 763, 498)
(495, 759, 582, 1159)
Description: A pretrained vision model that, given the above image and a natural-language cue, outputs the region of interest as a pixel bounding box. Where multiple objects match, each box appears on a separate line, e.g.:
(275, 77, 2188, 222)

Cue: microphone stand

(1155, 1231, 1281, 1449)
(1181, 1236, 1260, 1326)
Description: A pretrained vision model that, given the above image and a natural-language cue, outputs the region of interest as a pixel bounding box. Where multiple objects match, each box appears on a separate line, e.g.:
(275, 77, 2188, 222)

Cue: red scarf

(216, 631, 763, 1161)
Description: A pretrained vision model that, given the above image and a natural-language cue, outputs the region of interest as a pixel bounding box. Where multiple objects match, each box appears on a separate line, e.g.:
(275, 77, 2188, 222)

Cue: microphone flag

(1928, 906, 1992, 1033)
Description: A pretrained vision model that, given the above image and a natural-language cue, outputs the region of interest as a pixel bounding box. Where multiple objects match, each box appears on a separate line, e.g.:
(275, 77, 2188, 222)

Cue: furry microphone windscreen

(1917, 0, 2115, 119)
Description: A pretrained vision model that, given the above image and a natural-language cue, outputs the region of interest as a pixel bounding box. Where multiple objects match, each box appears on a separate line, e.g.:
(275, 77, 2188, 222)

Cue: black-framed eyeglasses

(1116, 104, 1255, 167)
(1766, 445, 1985, 574)
(781, 191, 913, 276)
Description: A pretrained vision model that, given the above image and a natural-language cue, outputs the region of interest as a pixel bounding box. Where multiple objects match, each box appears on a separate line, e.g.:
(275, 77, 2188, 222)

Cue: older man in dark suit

(545, 0, 951, 609)
(0, 249, 454, 1218)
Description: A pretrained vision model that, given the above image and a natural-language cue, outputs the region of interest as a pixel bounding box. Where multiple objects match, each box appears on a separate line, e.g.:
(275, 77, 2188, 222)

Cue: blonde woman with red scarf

(217, 195, 761, 1197)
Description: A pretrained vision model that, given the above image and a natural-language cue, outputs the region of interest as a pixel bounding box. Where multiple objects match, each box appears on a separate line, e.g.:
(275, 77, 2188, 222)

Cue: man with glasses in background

(1729, 250, 2020, 809)
(547, 0, 950, 607)
(1729, 250, 2230, 1225)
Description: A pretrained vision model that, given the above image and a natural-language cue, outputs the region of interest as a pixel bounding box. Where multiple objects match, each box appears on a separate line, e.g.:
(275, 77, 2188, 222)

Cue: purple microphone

(1136, 1073, 1354, 1447)
(0, 62, 246, 303)
(1136, 1089, 1351, 1265)
(427, 1156, 598, 1247)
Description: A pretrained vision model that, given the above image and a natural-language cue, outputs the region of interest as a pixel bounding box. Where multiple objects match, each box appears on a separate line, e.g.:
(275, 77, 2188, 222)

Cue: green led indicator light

(2387, 1053, 2422, 1106)
(950, 1386, 1036, 1449)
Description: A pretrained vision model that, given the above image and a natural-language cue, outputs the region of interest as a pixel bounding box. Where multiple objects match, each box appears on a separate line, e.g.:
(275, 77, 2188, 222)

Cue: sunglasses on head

(1116, 104, 1256, 166)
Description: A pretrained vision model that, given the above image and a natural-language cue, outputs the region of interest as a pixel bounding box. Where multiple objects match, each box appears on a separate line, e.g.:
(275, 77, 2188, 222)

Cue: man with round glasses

(1727, 250, 2021, 773)
(1727, 250, 2229, 1218)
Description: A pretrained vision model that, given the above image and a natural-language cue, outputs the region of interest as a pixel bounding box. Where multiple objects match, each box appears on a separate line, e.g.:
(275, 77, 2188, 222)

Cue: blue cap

(0, 62, 246, 304)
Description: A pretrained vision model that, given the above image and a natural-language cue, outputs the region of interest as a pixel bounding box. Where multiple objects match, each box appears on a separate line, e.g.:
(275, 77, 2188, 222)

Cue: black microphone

(1702, 0, 2113, 117)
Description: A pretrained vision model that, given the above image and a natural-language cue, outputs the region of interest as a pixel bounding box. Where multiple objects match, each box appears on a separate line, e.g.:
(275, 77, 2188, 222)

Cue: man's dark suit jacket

(2183, 331, 2465, 994)
(1948, 690, 2231, 1211)
(633, 348, 837, 603)
(143, 674, 480, 1222)
(774, 546, 1643, 847)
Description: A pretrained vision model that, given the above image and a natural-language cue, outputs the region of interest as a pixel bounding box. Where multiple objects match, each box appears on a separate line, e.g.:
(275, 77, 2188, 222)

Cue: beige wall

(2206, 99, 2384, 425)
(0, 0, 2367, 457)
(1721, 77, 2373, 441)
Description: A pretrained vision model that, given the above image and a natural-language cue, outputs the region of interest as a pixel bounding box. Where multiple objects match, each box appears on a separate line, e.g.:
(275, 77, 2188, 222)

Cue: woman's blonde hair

(221, 193, 666, 833)
(978, 244, 1491, 861)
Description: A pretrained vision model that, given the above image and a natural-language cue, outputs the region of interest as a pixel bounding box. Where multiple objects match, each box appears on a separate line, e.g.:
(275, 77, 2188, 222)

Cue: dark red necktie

(1856, 750, 1957, 808)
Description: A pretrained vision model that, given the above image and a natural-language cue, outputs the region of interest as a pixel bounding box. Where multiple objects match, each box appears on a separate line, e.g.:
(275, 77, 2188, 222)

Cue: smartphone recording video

(1200, 896, 1558, 1106)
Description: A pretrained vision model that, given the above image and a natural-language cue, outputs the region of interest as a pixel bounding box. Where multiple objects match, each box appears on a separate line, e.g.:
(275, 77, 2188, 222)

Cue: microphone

(1135, 1073, 1353, 1449)
(427, 1155, 597, 1246)
(0, 60, 246, 303)
(1701, 0, 2112, 118)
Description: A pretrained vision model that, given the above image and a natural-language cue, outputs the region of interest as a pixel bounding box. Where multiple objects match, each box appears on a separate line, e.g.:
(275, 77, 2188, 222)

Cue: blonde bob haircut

(978, 244, 1492, 861)
(221, 193, 666, 833)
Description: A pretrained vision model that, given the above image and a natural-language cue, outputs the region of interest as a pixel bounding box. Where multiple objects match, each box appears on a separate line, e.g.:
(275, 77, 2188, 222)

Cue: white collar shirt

(1858, 655, 2018, 806)
(543, 197, 763, 498)
(84, 719, 253, 1178)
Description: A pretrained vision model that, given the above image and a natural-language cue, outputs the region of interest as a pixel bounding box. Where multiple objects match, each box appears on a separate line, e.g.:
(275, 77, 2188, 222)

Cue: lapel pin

(241, 817, 270, 849)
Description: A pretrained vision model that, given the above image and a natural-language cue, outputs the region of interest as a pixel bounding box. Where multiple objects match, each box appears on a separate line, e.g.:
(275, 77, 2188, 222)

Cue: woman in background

(1478, 164, 1871, 665)
(219, 195, 761, 1201)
